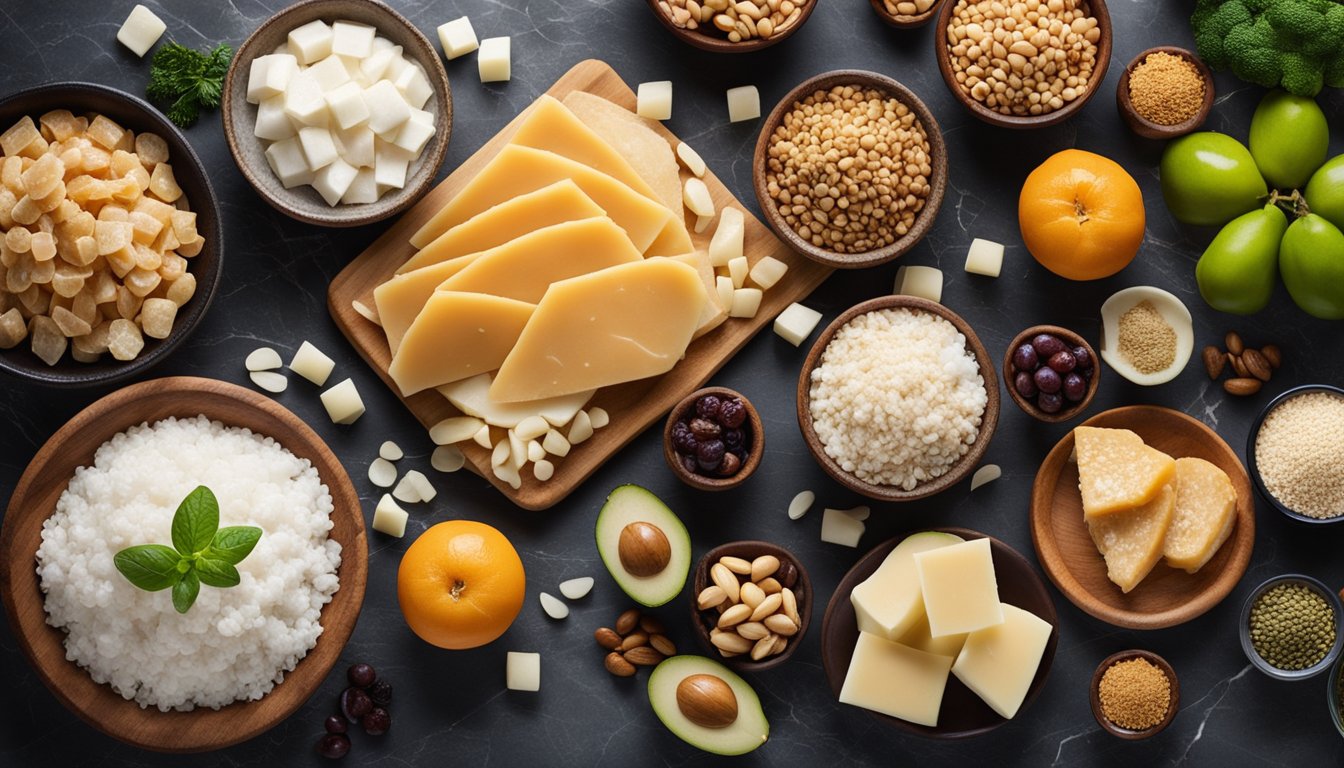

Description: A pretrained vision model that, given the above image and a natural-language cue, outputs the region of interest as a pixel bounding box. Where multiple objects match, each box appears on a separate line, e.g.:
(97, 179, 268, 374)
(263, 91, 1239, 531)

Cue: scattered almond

(624, 646, 665, 666)
(594, 627, 622, 650)
(1225, 331, 1244, 356)
(639, 615, 666, 635)
(605, 652, 636, 677)
(620, 632, 649, 652)
(1202, 345, 1224, 380)
(615, 608, 640, 635)
(1224, 377, 1262, 396)
(1261, 344, 1282, 369)
(1229, 353, 1249, 379)
(1242, 348, 1272, 382)
(650, 633, 677, 657)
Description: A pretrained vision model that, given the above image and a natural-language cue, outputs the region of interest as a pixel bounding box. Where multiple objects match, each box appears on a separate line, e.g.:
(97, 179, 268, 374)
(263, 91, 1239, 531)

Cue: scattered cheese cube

(964, 238, 1004, 277)
(951, 604, 1052, 719)
(298, 126, 339, 171)
(677, 143, 706, 177)
(372, 494, 409, 537)
(914, 538, 1003, 637)
(715, 275, 734, 310)
(320, 378, 365, 424)
(264, 137, 313, 188)
(478, 37, 512, 83)
(313, 157, 359, 206)
(708, 208, 744, 266)
(894, 265, 943, 303)
(839, 632, 953, 727)
(636, 81, 672, 120)
(288, 19, 334, 65)
(727, 256, 749, 289)
(247, 54, 299, 104)
(364, 80, 412, 137)
(506, 652, 540, 692)
(748, 256, 788, 290)
(360, 45, 401, 82)
(682, 177, 714, 218)
(117, 5, 166, 57)
(290, 340, 335, 385)
(728, 288, 762, 319)
(726, 85, 761, 122)
(773, 302, 823, 347)
(438, 17, 479, 59)
(821, 506, 866, 547)
(374, 145, 410, 190)
(331, 21, 376, 59)
(324, 81, 370, 130)
(392, 113, 436, 155)
(254, 95, 298, 141)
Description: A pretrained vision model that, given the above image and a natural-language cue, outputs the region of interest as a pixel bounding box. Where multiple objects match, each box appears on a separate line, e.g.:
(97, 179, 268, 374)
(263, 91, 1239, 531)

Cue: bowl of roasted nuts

(645, 0, 818, 53)
(664, 386, 764, 491)
(690, 541, 811, 672)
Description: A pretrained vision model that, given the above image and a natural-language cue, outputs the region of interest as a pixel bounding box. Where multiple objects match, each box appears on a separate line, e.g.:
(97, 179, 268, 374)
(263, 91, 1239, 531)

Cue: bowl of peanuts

(869, 0, 945, 29)
(690, 541, 811, 673)
(0, 82, 221, 388)
(753, 69, 947, 269)
(934, 0, 1113, 129)
(645, 0, 818, 53)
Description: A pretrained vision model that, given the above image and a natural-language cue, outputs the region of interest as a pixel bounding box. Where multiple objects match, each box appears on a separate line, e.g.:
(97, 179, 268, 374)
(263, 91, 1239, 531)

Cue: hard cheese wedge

(915, 538, 1004, 638)
(1087, 483, 1176, 593)
(388, 292, 535, 396)
(408, 145, 672, 252)
(374, 256, 478, 354)
(562, 91, 683, 217)
(851, 531, 965, 641)
(1164, 457, 1237, 573)
(397, 180, 606, 274)
(665, 252, 728, 338)
(1075, 426, 1176, 518)
(898, 612, 968, 660)
(839, 632, 954, 727)
(490, 258, 705, 402)
(438, 372, 593, 429)
(951, 603, 1052, 720)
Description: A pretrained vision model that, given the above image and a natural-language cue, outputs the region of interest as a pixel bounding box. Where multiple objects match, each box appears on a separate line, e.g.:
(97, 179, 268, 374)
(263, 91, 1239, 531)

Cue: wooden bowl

(1002, 325, 1101, 423)
(869, 0, 945, 28)
(690, 541, 812, 673)
(0, 82, 222, 388)
(1246, 385, 1344, 525)
(1089, 650, 1180, 739)
(643, 0, 817, 53)
(752, 70, 947, 269)
(1031, 406, 1255, 630)
(221, 0, 451, 227)
(821, 528, 1059, 738)
(933, 0, 1113, 129)
(0, 376, 367, 752)
(663, 386, 764, 491)
(797, 295, 999, 502)
(1238, 574, 1344, 680)
(1115, 47, 1214, 139)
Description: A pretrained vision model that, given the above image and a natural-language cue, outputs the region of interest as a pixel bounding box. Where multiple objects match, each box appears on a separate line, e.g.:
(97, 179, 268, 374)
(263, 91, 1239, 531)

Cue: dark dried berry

(1013, 371, 1037, 399)
(325, 715, 347, 734)
(1037, 391, 1063, 414)
(367, 679, 392, 707)
(695, 395, 722, 420)
(1012, 343, 1037, 372)
(1033, 366, 1061, 394)
(681, 454, 698, 474)
(347, 663, 376, 689)
(696, 439, 725, 471)
(673, 429, 699, 456)
(1047, 350, 1076, 373)
(316, 733, 351, 759)
(362, 707, 391, 736)
(722, 428, 744, 451)
(689, 418, 721, 440)
(1072, 345, 1092, 370)
(340, 687, 372, 722)
(718, 452, 742, 476)
(1032, 334, 1067, 358)
(1062, 372, 1086, 402)
(718, 399, 747, 428)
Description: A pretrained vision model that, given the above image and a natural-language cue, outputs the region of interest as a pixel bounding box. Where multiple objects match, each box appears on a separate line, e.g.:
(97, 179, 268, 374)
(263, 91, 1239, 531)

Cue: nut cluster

(882, 0, 936, 17)
(596, 608, 678, 677)
(697, 553, 802, 662)
(945, 0, 1101, 118)
(765, 85, 932, 254)
(1202, 331, 1281, 396)
(656, 0, 810, 43)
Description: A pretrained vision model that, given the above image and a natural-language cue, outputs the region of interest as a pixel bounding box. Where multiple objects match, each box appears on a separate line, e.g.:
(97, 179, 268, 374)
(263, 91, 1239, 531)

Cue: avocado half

(648, 656, 769, 756)
(595, 484, 691, 607)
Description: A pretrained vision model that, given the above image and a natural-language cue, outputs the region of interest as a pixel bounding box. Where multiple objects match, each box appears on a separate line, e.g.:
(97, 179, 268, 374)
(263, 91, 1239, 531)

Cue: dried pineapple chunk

(1075, 426, 1176, 518)
(1087, 484, 1175, 593)
(1163, 457, 1237, 573)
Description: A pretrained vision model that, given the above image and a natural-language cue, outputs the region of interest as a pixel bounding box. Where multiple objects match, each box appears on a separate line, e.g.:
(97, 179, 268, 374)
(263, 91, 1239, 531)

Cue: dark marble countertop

(3, 0, 1344, 765)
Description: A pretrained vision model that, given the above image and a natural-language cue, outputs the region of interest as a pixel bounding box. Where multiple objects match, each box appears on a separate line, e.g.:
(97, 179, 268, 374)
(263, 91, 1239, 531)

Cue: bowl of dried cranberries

(663, 386, 764, 491)
(1003, 325, 1101, 423)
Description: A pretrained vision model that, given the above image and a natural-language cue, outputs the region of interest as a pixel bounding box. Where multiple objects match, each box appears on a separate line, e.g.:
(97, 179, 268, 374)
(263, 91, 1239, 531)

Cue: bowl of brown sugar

(1116, 47, 1215, 139)
(1090, 650, 1179, 739)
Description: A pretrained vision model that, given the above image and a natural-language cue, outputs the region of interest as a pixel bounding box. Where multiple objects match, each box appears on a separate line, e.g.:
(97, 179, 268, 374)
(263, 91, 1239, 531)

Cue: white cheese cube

(727, 256, 749, 289)
(839, 632, 953, 727)
(676, 143, 706, 177)
(708, 207, 744, 266)
(567, 409, 594, 445)
(478, 37, 512, 83)
(359, 45, 401, 83)
(384, 52, 412, 81)
(248, 54, 299, 104)
(964, 238, 1004, 278)
(117, 5, 166, 57)
(254, 95, 297, 141)
(372, 495, 409, 537)
(715, 275, 734, 310)
(951, 604, 1052, 719)
(728, 287, 763, 319)
(773, 302, 823, 346)
(312, 157, 359, 206)
(306, 54, 352, 93)
(372, 35, 393, 53)
(438, 17, 479, 59)
(915, 539, 1003, 637)
(542, 429, 570, 458)
(726, 85, 761, 122)
(288, 19, 334, 65)
(324, 81, 370, 130)
(393, 65, 433, 110)
(343, 168, 378, 204)
(331, 20, 376, 58)
(506, 652, 540, 692)
(320, 378, 365, 424)
(637, 81, 673, 120)
(821, 506, 866, 547)
(335, 126, 375, 168)
(247, 56, 274, 104)
(364, 80, 412, 137)
(894, 265, 943, 303)
(749, 255, 789, 290)
(264, 137, 313, 189)
(374, 142, 410, 189)
(282, 70, 329, 127)
(289, 340, 335, 385)
(391, 115, 435, 155)
(297, 126, 339, 171)
(682, 177, 714, 218)
(337, 54, 366, 84)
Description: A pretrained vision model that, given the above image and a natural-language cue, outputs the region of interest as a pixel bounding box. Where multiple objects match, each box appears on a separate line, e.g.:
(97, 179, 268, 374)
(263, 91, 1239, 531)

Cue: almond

(616, 608, 640, 635)
(710, 563, 741, 604)
(739, 581, 766, 609)
(749, 593, 783, 622)
(718, 603, 752, 628)
(750, 555, 780, 583)
(1261, 344, 1282, 369)
(696, 585, 727, 610)
(623, 646, 664, 666)
(650, 633, 677, 657)
(719, 555, 752, 575)
(757, 577, 782, 594)
(594, 627, 622, 650)
(710, 630, 754, 654)
(639, 615, 667, 635)
(1202, 345, 1225, 380)
(619, 632, 649, 652)
(676, 674, 738, 728)
(735, 621, 770, 640)
(764, 613, 800, 636)
(750, 632, 779, 661)
(1225, 331, 1244, 355)
(1224, 377, 1262, 396)
(1242, 348, 1272, 382)
(605, 651, 636, 677)
(1229, 353, 1249, 379)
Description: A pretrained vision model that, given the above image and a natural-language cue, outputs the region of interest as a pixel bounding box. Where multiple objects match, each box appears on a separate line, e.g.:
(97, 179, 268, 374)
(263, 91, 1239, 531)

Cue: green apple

(1280, 213, 1344, 320)
(1305, 154, 1344, 232)
(1249, 91, 1329, 191)
(1160, 132, 1267, 226)
(1195, 204, 1287, 315)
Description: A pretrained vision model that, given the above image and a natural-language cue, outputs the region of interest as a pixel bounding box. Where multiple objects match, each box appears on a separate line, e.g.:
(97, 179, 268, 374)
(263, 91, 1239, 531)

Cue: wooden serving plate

(327, 58, 831, 510)
(1030, 406, 1255, 630)
(0, 377, 367, 752)
(820, 528, 1059, 738)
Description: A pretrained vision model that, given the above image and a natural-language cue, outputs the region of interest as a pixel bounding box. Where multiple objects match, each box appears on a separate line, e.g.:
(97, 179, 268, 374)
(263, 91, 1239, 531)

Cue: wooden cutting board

(328, 59, 831, 510)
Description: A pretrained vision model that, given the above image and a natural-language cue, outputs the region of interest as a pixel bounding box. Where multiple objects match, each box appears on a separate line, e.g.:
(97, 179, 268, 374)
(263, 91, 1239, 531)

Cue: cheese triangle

(388, 292, 535, 396)
(1087, 484, 1176, 593)
(1075, 426, 1176, 518)
(663, 252, 727, 338)
(1163, 457, 1238, 573)
(375, 255, 478, 355)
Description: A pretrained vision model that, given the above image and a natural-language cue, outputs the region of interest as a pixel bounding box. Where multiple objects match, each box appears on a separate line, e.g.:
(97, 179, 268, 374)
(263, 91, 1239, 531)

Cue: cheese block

(898, 612, 968, 661)
(851, 531, 964, 641)
(665, 253, 728, 338)
(437, 217, 641, 304)
(561, 91, 683, 216)
(374, 255, 477, 354)
(1087, 484, 1176, 593)
(397, 180, 605, 274)
(839, 632, 954, 727)
(437, 372, 593, 429)
(388, 292, 535, 396)
(1075, 426, 1176, 518)
(951, 604, 1052, 720)
(407, 145, 672, 252)
(914, 538, 1004, 638)
(1163, 457, 1238, 573)
(490, 259, 705, 402)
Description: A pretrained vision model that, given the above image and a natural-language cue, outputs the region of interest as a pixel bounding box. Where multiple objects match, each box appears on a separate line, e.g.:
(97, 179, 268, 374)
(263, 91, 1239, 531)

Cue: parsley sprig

(146, 42, 232, 128)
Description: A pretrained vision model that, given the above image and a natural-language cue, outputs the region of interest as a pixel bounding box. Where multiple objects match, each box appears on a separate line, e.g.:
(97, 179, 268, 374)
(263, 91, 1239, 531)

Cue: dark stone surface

(2, 0, 1343, 765)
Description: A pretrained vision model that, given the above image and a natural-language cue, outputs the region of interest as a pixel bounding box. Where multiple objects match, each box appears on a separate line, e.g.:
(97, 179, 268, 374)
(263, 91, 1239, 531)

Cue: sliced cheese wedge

(408, 145, 672, 252)
(1163, 457, 1237, 573)
(898, 611, 968, 661)
(664, 252, 728, 338)
(561, 91, 682, 216)
(374, 255, 478, 354)
(437, 217, 642, 304)
(851, 530, 964, 641)
(1075, 426, 1176, 518)
(389, 292, 535, 396)
(437, 372, 594, 429)
(397, 180, 605, 274)
(490, 258, 705, 402)
(839, 632, 953, 727)
(1087, 483, 1176, 594)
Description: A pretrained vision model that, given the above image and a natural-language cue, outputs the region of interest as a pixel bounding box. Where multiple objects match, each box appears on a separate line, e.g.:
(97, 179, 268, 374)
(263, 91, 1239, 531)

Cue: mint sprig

(114, 486, 261, 614)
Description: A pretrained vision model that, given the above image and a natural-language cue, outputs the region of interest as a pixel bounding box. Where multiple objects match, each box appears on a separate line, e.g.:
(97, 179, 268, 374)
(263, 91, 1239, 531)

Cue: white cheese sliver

(368, 457, 397, 488)
(379, 440, 403, 461)
(539, 592, 569, 620)
(249, 370, 288, 394)
(245, 347, 283, 372)
(558, 577, 594, 600)
(970, 464, 1002, 491)
(431, 444, 465, 473)
(787, 490, 814, 520)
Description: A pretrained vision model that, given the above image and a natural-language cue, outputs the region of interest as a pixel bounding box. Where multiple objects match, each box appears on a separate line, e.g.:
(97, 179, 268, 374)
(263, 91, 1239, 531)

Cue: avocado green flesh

(648, 656, 769, 756)
(595, 484, 691, 607)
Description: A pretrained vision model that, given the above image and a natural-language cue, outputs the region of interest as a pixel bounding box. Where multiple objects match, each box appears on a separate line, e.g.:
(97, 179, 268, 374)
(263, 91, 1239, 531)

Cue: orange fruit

(397, 520, 526, 649)
(1018, 149, 1145, 281)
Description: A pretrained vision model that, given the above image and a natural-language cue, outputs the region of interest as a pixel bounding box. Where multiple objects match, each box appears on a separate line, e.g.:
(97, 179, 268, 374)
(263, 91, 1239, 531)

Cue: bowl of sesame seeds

(1247, 384, 1344, 525)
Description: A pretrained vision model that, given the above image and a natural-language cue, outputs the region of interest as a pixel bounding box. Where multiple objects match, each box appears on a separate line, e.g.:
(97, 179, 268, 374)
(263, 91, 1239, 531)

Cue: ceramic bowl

(1246, 385, 1344, 525)
(1002, 325, 1101, 423)
(663, 386, 764, 491)
(1239, 574, 1344, 681)
(689, 541, 811, 673)
(1089, 649, 1180, 739)
(1115, 46, 1214, 139)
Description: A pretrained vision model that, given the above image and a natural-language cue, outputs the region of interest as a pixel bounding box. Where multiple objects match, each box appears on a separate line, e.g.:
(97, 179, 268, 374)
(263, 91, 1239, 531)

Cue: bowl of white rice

(797, 295, 1000, 502)
(0, 376, 366, 752)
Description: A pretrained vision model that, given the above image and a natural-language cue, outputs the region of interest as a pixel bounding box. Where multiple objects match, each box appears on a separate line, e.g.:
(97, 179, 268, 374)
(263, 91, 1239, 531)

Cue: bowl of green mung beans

(1239, 574, 1344, 681)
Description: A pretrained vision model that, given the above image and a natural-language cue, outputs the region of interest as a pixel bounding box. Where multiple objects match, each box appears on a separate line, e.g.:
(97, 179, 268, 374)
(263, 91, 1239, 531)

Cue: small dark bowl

(0, 82, 222, 388)
(1116, 46, 1214, 139)
(1002, 325, 1101, 423)
(752, 70, 947, 269)
(933, 0, 1113, 129)
(1239, 574, 1344, 680)
(1090, 649, 1180, 739)
(644, 0, 817, 53)
(663, 386, 763, 491)
(1247, 385, 1344, 525)
(690, 541, 811, 673)
(869, 0, 944, 28)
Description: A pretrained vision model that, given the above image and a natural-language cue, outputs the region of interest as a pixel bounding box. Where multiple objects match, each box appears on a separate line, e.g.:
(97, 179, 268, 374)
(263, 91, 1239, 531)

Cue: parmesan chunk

(1087, 484, 1176, 593)
(1074, 427, 1176, 518)
(1163, 457, 1237, 573)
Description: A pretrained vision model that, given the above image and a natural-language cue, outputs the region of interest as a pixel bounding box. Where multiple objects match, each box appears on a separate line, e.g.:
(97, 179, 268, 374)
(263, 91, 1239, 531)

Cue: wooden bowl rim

(752, 69, 948, 269)
(689, 540, 812, 673)
(1088, 649, 1180, 739)
(1115, 46, 1215, 139)
(0, 376, 367, 752)
(220, 0, 452, 228)
(868, 0, 944, 28)
(933, 0, 1113, 129)
(820, 527, 1059, 738)
(1237, 573, 1344, 680)
(796, 295, 1000, 502)
(662, 386, 764, 491)
(1245, 384, 1344, 525)
(642, 0, 817, 52)
(1030, 405, 1256, 630)
(1001, 325, 1101, 423)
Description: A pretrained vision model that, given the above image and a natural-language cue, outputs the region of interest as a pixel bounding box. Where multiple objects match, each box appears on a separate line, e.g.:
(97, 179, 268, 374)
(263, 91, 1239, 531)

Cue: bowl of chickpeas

(0, 82, 221, 388)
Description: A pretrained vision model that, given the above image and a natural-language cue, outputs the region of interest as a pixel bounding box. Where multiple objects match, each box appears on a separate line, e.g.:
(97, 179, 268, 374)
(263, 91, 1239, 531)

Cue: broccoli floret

(1233, 43, 1288, 86)
(1195, 1, 1254, 66)
(1191, 0, 1344, 96)
(1324, 54, 1344, 87)
(1281, 51, 1326, 94)
(1266, 1, 1327, 42)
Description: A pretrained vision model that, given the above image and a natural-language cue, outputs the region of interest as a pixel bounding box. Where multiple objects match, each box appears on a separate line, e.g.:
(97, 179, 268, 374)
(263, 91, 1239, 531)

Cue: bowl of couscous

(1246, 384, 1344, 525)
